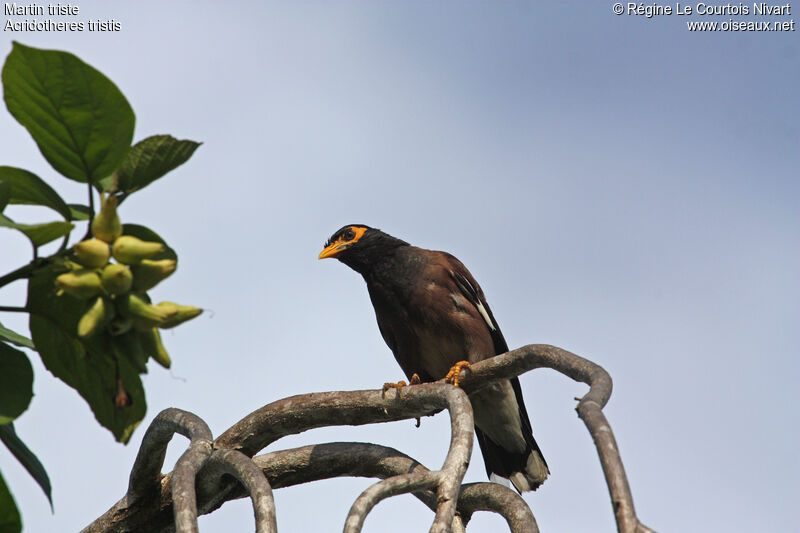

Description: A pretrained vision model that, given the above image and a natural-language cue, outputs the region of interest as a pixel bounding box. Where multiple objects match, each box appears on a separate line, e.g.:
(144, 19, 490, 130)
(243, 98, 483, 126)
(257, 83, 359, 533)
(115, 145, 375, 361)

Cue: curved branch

(577, 403, 636, 531)
(134, 409, 213, 533)
(201, 449, 277, 533)
(458, 483, 539, 533)
(345, 471, 441, 533)
(128, 408, 212, 502)
(171, 437, 213, 533)
(344, 386, 474, 533)
(430, 387, 474, 533)
(456, 344, 611, 407)
(455, 344, 652, 533)
(83, 409, 213, 533)
(86, 344, 654, 533)
(214, 384, 456, 455)
(84, 442, 537, 533)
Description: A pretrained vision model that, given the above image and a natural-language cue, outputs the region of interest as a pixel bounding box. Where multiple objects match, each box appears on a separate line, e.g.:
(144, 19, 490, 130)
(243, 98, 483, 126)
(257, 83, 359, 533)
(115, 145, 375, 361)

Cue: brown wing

(442, 252, 548, 489)
(445, 253, 509, 354)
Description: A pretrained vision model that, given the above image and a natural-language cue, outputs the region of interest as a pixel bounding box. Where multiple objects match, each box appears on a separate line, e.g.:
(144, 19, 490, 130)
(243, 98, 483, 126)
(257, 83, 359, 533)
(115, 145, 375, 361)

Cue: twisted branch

(201, 449, 277, 533)
(458, 483, 539, 533)
(345, 471, 442, 532)
(430, 387, 474, 532)
(126, 409, 211, 497)
(83, 344, 654, 533)
(86, 442, 535, 533)
(454, 345, 652, 533)
(170, 426, 214, 533)
(344, 385, 474, 532)
(214, 384, 453, 455)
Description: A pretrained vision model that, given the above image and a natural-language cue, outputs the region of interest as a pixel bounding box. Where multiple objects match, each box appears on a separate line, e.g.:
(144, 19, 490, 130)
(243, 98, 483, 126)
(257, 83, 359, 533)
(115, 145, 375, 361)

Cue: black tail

(475, 377, 549, 492)
(475, 426, 549, 492)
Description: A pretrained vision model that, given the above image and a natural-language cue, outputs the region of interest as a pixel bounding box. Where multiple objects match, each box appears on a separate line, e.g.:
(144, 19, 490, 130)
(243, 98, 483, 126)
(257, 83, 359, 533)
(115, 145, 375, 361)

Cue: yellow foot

(382, 380, 408, 397)
(382, 372, 423, 397)
(445, 361, 472, 387)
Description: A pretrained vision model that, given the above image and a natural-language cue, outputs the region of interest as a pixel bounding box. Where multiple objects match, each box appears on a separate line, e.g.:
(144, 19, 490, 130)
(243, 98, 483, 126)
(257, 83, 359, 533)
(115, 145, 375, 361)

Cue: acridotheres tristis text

(319, 224, 549, 492)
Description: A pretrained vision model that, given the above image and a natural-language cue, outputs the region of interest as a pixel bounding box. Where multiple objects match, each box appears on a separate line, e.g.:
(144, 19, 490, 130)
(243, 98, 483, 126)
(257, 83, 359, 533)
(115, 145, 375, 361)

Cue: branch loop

(84, 345, 655, 533)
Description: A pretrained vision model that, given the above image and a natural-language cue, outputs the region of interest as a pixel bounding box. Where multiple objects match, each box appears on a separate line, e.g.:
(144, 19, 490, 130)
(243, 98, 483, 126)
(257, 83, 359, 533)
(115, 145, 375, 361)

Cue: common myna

(319, 224, 549, 492)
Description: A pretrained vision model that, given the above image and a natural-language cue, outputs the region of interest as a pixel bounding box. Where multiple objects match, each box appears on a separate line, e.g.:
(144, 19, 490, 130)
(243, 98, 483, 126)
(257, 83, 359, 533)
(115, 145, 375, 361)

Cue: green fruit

(112, 236, 165, 265)
(74, 238, 111, 268)
(91, 195, 122, 243)
(155, 302, 202, 329)
(130, 259, 177, 291)
(117, 293, 175, 324)
(132, 317, 158, 332)
(78, 296, 113, 338)
(100, 263, 133, 295)
(55, 269, 102, 299)
(139, 327, 171, 368)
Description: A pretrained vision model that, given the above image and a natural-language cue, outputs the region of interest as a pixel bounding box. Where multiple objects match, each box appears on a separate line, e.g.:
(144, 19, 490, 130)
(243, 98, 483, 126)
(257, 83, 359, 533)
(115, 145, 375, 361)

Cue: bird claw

(445, 361, 471, 387)
(382, 372, 423, 397)
(382, 380, 408, 397)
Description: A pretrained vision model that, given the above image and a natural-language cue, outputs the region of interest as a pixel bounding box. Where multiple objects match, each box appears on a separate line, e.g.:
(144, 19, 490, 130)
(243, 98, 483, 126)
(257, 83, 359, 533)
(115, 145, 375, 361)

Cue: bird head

(319, 224, 408, 272)
(318, 225, 371, 259)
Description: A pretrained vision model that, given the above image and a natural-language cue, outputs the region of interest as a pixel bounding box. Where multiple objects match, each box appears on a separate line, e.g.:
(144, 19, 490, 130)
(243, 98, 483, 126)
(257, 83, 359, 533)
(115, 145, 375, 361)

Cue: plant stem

(88, 180, 95, 218)
(85, 180, 96, 240)
(0, 247, 71, 290)
(0, 261, 40, 289)
(0, 305, 28, 313)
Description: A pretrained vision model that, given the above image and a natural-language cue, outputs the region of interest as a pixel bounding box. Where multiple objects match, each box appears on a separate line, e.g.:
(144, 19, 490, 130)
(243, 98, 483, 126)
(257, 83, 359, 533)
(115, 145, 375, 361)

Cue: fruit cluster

(54, 195, 201, 369)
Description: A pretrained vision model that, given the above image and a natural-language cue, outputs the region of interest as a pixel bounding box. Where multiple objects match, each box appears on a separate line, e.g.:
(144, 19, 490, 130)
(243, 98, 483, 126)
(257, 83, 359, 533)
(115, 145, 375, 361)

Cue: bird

(319, 224, 548, 492)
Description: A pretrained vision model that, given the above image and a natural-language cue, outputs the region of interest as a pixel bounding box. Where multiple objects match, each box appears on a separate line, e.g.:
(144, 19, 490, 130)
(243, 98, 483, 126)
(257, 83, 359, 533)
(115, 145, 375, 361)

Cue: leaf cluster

(0, 42, 200, 530)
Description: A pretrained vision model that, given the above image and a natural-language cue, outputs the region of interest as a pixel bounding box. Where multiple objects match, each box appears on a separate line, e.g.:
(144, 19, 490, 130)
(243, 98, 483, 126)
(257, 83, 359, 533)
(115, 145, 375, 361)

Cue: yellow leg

(445, 361, 472, 387)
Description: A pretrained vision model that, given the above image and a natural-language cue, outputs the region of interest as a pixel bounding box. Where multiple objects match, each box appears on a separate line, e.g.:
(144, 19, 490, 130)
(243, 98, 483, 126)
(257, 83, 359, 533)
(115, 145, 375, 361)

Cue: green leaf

(114, 330, 148, 375)
(122, 224, 177, 261)
(67, 204, 91, 221)
(110, 135, 200, 194)
(0, 470, 21, 533)
(0, 214, 73, 248)
(2, 42, 135, 185)
(0, 424, 52, 509)
(0, 181, 10, 213)
(26, 270, 145, 443)
(0, 323, 33, 350)
(0, 167, 71, 220)
(0, 344, 33, 424)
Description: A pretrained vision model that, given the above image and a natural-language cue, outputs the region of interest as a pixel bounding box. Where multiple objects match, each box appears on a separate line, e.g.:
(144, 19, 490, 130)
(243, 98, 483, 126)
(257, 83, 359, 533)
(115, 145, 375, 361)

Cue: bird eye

(343, 228, 355, 241)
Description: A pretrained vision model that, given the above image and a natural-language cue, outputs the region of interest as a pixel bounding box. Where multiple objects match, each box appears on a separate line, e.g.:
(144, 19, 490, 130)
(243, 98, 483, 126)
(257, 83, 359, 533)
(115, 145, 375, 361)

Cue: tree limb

(344, 470, 442, 533)
(457, 483, 539, 533)
(200, 449, 277, 533)
(84, 344, 655, 533)
(84, 442, 537, 533)
(127, 408, 212, 503)
(344, 385, 474, 532)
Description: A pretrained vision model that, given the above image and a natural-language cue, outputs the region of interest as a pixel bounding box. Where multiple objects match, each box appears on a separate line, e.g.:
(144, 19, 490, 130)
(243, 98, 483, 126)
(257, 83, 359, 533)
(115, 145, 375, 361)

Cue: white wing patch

(450, 269, 496, 332)
(475, 299, 496, 331)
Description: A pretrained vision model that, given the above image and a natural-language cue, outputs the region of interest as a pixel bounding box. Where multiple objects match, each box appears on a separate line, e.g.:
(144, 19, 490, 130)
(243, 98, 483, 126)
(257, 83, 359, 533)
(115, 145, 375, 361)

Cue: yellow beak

(318, 240, 347, 259)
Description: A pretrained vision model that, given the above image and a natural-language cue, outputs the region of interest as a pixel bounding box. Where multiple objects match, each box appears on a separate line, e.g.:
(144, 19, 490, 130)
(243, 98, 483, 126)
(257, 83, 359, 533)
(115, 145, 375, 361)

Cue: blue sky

(1, 2, 798, 532)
